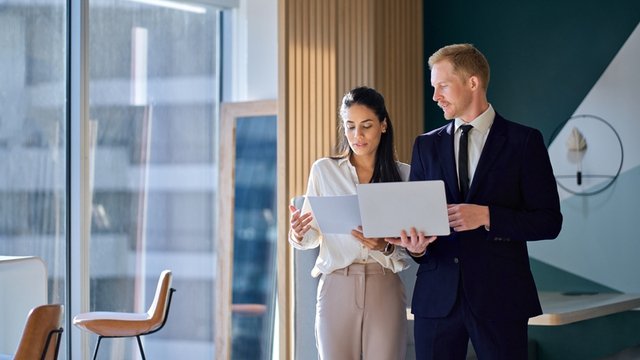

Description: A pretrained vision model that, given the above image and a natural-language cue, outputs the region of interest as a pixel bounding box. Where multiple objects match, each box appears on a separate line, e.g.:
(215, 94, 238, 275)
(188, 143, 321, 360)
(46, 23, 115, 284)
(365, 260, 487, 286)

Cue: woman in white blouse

(289, 86, 410, 360)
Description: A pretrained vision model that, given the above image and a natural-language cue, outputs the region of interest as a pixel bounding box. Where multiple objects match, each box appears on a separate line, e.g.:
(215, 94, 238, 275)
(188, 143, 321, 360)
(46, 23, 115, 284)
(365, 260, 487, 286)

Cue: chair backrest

(294, 246, 320, 360)
(13, 304, 63, 360)
(145, 270, 174, 334)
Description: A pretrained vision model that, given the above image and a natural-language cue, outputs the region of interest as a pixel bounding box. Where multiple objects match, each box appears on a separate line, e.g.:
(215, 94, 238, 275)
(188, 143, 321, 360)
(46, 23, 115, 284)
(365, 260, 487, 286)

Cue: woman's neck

(350, 153, 376, 183)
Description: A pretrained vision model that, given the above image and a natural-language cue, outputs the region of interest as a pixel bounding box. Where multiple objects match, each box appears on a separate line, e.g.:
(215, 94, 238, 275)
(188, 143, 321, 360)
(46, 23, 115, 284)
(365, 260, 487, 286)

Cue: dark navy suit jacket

(409, 113, 562, 321)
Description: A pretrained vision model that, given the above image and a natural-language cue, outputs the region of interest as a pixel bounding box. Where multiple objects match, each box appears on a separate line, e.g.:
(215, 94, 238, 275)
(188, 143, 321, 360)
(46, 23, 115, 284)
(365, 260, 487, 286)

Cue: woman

(288, 86, 409, 360)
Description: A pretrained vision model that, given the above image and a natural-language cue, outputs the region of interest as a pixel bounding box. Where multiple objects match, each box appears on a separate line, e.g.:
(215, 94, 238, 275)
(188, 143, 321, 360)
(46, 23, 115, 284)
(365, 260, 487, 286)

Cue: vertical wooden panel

(278, 0, 291, 358)
(371, 0, 423, 163)
(328, 0, 337, 153)
(309, 0, 317, 173)
(279, 0, 423, 358)
(293, 0, 302, 191)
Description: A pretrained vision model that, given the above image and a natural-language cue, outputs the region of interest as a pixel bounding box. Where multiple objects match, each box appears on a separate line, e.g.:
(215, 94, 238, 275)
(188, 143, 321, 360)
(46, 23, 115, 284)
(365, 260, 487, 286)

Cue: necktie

(458, 125, 473, 199)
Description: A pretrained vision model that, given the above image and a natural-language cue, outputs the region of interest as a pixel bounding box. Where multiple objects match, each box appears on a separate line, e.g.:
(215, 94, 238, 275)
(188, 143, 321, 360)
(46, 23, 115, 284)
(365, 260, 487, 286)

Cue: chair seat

(73, 312, 159, 337)
(73, 270, 174, 360)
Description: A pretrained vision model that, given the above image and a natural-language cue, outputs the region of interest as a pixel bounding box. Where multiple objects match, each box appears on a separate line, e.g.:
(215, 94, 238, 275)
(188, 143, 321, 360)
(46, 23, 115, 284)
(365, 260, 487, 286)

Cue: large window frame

(69, 1, 239, 358)
(216, 100, 278, 360)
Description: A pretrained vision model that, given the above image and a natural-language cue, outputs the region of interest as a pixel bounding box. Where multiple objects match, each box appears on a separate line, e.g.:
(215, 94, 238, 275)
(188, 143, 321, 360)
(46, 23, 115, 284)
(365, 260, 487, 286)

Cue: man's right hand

(386, 227, 437, 255)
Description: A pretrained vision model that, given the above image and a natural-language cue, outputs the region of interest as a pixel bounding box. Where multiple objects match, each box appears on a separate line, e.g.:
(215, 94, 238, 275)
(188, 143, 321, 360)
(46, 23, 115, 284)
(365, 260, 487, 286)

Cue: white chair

(73, 270, 176, 360)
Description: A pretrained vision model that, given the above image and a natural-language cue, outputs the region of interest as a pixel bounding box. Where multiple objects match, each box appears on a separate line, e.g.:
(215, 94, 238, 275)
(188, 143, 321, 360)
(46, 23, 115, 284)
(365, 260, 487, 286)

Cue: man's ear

(469, 75, 480, 91)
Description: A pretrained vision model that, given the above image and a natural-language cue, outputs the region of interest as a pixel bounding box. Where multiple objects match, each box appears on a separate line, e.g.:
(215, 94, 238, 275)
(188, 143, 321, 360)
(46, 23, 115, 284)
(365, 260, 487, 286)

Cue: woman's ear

(382, 119, 388, 133)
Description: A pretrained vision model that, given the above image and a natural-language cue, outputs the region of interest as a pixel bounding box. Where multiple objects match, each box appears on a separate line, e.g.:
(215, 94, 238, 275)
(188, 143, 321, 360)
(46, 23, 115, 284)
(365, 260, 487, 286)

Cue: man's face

(430, 60, 474, 121)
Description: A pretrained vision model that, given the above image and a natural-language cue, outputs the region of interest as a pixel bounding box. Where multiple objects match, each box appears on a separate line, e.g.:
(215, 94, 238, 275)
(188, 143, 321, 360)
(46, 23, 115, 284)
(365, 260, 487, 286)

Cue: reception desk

(529, 291, 640, 326)
(406, 291, 640, 326)
(0, 256, 48, 353)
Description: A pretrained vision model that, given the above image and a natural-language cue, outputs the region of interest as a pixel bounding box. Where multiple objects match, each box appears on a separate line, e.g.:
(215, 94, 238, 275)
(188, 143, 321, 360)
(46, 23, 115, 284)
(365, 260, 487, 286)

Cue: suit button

(454, 257, 459, 264)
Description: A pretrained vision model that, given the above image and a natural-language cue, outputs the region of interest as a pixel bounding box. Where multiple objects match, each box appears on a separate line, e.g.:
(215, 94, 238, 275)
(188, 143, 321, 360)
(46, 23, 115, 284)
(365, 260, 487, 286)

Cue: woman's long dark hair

(333, 86, 402, 183)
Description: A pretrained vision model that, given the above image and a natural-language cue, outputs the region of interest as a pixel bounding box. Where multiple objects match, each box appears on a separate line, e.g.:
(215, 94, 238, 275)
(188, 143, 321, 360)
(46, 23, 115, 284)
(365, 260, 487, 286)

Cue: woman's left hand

(351, 226, 386, 251)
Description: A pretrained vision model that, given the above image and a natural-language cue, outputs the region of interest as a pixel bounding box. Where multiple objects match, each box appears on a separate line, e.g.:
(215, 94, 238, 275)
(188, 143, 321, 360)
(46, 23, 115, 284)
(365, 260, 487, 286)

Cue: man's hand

(386, 227, 437, 255)
(448, 204, 490, 232)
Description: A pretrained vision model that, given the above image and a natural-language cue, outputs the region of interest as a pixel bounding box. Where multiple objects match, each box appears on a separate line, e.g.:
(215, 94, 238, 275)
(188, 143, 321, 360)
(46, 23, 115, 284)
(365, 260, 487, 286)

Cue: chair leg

(92, 336, 103, 360)
(53, 329, 63, 360)
(41, 328, 63, 360)
(136, 336, 146, 360)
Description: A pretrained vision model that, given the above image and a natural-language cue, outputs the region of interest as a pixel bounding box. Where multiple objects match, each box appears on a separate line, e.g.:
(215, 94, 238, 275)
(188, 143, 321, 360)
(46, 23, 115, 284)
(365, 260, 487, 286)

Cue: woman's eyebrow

(345, 119, 374, 124)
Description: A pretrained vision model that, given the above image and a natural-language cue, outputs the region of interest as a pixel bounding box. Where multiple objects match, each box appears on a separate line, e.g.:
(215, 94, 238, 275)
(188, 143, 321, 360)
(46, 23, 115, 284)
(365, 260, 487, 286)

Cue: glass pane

(0, 0, 67, 357)
(88, 1, 220, 358)
(231, 115, 278, 359)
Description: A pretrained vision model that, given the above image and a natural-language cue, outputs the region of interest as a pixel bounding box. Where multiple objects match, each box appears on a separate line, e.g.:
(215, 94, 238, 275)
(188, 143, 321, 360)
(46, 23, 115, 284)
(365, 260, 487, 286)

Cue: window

(217, 101, 278, 360)
(85, 0, 222, 357)
(0, 0, 247, 357)
(0, 0, 68, 356)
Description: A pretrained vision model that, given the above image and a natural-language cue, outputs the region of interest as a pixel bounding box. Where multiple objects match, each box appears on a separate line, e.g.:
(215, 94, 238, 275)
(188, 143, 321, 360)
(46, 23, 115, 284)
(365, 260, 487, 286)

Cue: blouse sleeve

(369, 244, 410, 273)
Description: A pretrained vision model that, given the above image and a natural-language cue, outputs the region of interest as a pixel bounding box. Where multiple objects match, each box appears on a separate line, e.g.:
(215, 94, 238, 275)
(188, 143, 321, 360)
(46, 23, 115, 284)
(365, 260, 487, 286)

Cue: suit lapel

(435, 123, 461, 202)
(468, 115, 507, 200)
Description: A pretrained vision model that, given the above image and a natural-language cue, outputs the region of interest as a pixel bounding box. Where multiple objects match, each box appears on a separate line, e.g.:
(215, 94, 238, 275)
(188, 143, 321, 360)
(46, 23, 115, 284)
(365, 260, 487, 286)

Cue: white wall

(232, 0, 277, 101)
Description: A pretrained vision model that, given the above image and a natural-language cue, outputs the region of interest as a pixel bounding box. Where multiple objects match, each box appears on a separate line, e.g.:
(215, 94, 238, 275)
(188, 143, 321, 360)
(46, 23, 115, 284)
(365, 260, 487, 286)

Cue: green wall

(423, 1, 640, 359)
(423, 0, 640, 141)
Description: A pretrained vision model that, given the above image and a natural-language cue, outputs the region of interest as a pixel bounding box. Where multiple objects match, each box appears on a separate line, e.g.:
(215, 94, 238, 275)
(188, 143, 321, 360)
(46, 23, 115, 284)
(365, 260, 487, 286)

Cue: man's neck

(460, 100, 490, 123)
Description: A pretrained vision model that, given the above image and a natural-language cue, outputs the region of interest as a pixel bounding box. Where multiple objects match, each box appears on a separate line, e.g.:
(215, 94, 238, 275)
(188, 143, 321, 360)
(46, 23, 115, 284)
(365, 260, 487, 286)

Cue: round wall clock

(547, 114, 623, 196)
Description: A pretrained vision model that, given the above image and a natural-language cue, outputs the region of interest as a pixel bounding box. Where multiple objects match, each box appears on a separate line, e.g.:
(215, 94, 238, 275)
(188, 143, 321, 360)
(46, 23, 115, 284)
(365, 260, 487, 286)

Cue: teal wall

(423, 0, 640, 141)
(424, 1, 640, 359)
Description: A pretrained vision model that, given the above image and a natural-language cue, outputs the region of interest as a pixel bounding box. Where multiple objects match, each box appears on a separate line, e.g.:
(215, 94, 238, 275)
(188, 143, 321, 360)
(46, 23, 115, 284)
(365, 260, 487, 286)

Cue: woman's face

(343, 104, 387, 158)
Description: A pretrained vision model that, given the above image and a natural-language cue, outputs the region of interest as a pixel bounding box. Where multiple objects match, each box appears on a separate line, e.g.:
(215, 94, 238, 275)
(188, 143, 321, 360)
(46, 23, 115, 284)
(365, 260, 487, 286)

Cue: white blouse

(289, 157, 411, 277)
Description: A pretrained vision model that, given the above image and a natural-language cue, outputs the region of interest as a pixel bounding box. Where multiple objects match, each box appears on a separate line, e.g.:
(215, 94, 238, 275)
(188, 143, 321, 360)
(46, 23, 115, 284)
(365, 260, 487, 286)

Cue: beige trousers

(315, 263, 408, 360)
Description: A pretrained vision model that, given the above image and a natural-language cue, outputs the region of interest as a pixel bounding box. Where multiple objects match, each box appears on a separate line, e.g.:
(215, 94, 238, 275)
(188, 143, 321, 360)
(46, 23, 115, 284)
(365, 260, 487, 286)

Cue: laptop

(356, 180, 450, 238)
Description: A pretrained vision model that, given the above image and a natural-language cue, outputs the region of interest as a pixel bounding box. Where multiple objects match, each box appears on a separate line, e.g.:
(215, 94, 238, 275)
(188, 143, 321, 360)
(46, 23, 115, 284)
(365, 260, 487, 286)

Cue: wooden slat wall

(278, 0, 423, 358)
(372, 0, 424, 163)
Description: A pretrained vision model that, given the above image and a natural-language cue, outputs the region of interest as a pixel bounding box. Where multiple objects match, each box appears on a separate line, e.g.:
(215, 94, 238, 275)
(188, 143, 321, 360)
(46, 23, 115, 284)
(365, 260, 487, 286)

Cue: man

(388, 43, 562, 359)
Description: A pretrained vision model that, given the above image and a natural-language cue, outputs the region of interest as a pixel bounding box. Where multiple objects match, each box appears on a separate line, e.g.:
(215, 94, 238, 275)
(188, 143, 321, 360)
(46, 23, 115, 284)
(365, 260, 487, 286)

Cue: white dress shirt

(289, 157, 411, 277)
(454, 104, 495, 187)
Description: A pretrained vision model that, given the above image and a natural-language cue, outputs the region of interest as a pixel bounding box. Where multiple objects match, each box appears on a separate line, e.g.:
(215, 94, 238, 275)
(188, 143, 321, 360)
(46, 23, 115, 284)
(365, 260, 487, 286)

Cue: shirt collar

(454, 104, 495, 135)
(337, 156, 352, 167)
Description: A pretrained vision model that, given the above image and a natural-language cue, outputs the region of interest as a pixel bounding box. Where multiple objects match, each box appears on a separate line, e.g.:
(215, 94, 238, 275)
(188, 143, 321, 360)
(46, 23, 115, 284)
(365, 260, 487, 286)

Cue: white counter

(0, 256, 48, 353)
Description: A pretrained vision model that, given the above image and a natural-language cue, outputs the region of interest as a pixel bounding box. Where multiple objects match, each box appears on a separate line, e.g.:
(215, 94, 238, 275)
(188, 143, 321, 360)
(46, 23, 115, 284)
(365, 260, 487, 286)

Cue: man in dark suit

(387, 43, 562, 359)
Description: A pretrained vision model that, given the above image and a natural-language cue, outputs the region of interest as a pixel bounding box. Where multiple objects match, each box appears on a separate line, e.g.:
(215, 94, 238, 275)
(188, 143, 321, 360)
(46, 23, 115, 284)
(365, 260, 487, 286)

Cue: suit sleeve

(487, 129, 563, 241)
(407, 136, 432, 264)
(409, 136, 426, 182)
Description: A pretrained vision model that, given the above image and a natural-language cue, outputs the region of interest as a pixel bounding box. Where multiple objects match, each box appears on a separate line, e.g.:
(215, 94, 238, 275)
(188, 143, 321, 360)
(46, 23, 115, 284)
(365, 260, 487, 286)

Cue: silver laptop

(356, 180, 450, 238)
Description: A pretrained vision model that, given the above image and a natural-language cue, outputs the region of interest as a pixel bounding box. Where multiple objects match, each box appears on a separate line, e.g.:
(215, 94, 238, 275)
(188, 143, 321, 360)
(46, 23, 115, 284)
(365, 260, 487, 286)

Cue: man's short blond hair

(428, 43, 490, 91)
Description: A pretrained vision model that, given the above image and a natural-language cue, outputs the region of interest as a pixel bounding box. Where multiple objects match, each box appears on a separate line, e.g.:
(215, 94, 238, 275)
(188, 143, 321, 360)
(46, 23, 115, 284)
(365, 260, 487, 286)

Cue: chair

(73, 270, 176, 360)
(0, 304, 64, 360)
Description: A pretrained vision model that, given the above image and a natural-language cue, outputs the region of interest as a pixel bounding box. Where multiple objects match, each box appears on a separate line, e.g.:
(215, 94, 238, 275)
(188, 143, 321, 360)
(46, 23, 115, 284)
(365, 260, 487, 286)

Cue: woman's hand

(386, 227, 437, 255)
(351, 226, 387, 252)
(289, 205, 313, 242)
